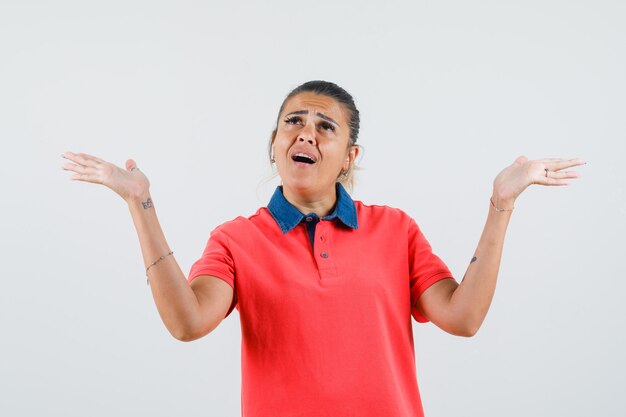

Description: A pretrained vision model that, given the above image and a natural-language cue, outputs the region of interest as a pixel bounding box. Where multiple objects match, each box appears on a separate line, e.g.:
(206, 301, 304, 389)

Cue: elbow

(172, 321, 218, 342)
(451, 307, 487, 337)
(446, 317, 481, 337)
(456, 325, 479, 337)
(175, 332, 196, 343)
(171, 324, 200, 342)
(172, 329, 193, 342)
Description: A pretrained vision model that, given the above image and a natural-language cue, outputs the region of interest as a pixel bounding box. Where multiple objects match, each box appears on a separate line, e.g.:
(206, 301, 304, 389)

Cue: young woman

(61, 80, 584, 416)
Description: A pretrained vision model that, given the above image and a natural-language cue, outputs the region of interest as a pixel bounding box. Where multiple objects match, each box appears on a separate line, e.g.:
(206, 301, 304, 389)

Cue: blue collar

(267, 183, 358, 234)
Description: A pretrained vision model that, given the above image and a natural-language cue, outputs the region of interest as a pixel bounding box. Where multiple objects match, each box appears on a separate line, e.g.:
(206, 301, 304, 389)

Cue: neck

(282, 185, 337, 217)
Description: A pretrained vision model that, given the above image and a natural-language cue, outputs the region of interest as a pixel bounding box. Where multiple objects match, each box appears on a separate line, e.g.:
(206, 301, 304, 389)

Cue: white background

(1, 1, 625, 416)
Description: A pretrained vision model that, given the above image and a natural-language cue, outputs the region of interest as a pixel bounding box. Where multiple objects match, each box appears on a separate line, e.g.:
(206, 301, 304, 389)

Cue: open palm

(61, 151, 150, 202)
(493, 156, 585, 204)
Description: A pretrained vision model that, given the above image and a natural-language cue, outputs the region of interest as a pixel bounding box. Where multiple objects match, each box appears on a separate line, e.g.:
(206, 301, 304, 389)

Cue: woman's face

(272, 92, 358, 198)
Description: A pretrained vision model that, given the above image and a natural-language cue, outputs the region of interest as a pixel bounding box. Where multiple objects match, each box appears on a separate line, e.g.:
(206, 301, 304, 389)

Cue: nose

(297, 123, 317, 146)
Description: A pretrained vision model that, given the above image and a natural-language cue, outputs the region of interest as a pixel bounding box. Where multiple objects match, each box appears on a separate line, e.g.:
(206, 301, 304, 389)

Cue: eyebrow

(285, 110, 340, 127)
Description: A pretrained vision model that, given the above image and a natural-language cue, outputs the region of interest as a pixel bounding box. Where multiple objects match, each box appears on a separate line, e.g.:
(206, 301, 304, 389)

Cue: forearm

(423, 156, 584, 336)
(448, 193, 513, 334)
(127, 192, 200, 340)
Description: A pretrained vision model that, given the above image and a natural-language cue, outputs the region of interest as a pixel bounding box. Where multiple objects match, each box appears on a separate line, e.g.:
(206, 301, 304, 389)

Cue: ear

(343, 145, 359, 171)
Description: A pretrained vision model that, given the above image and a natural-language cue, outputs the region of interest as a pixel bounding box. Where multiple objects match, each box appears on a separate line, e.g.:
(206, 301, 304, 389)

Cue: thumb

(514, 155, 528, 165)
(125, 159, 137, 171)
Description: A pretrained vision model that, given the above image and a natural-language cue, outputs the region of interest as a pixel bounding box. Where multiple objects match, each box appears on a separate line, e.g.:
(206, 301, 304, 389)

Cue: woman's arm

(127, 190, 229, 341)
(61, 152, 231, 341)
(416, 156, 585, 337)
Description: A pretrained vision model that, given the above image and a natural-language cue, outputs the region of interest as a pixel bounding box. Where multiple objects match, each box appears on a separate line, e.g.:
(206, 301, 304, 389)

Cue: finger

(536, 177, 570, 186)
(62, 162, 93, 175)
(77, 152, 105, 163)
(537, 158, 565, 163)
(125, 159, 139, 171)
(545, 158, 586, 171)
(538, 157, 584, 163)
(62, 152, 102, 167)
(69, 172, 101, 184)
(62, 151, 103, 161)
(547, 170, 580, 180)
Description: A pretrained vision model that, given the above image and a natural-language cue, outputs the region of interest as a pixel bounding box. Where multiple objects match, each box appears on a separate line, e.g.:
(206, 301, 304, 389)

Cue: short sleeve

(188, 226, 238, 319)
(408, 218, 454, 323)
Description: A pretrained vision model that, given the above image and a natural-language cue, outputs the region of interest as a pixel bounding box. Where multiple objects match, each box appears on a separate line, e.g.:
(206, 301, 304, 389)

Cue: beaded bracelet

(146, 251, 174, 286)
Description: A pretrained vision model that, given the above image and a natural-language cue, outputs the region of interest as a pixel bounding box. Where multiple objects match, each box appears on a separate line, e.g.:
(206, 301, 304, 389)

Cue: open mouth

(291, 153, 316, 164)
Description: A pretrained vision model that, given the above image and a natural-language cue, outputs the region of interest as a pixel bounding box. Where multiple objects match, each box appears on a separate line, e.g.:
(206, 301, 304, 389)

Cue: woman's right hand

(61, 151, 150, 203)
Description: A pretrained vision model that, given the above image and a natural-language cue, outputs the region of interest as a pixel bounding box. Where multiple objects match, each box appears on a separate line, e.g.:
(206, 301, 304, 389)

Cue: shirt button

(305, 216, 313, 222)
(320, 252, 328, 258)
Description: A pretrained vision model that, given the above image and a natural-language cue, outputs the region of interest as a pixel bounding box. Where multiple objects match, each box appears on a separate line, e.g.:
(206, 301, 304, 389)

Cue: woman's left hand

(492, 155, 585, 207)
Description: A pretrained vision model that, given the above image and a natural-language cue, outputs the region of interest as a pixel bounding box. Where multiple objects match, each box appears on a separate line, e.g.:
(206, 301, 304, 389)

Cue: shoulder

(354, 200, 415, 226)
(353, 200, 420, 237)
(210, 207, 276, 237)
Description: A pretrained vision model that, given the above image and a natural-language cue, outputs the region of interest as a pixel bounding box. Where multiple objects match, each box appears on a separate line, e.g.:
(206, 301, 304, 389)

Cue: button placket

(314, 221, 338, 280)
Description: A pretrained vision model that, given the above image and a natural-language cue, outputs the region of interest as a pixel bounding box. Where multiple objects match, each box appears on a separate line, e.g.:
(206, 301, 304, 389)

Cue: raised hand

(492, 156, 585, 208)
(61, 152, 150, 202)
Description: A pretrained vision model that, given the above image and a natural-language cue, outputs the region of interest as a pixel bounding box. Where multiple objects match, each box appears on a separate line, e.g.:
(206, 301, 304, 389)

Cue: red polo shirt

(188, 185, 454, 417)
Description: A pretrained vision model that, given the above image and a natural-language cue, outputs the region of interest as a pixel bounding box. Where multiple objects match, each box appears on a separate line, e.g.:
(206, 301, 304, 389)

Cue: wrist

(490, 191, 515, 212)
(126, 190, 152, 207)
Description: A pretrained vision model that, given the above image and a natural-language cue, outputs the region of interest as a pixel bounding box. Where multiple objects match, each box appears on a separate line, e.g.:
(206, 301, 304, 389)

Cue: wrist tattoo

(141, 197, 153, 209)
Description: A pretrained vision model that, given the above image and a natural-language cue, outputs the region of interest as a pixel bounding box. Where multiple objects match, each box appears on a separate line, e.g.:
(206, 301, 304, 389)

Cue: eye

(320, 122, 335, 132)
(284, 116, 302, 125)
